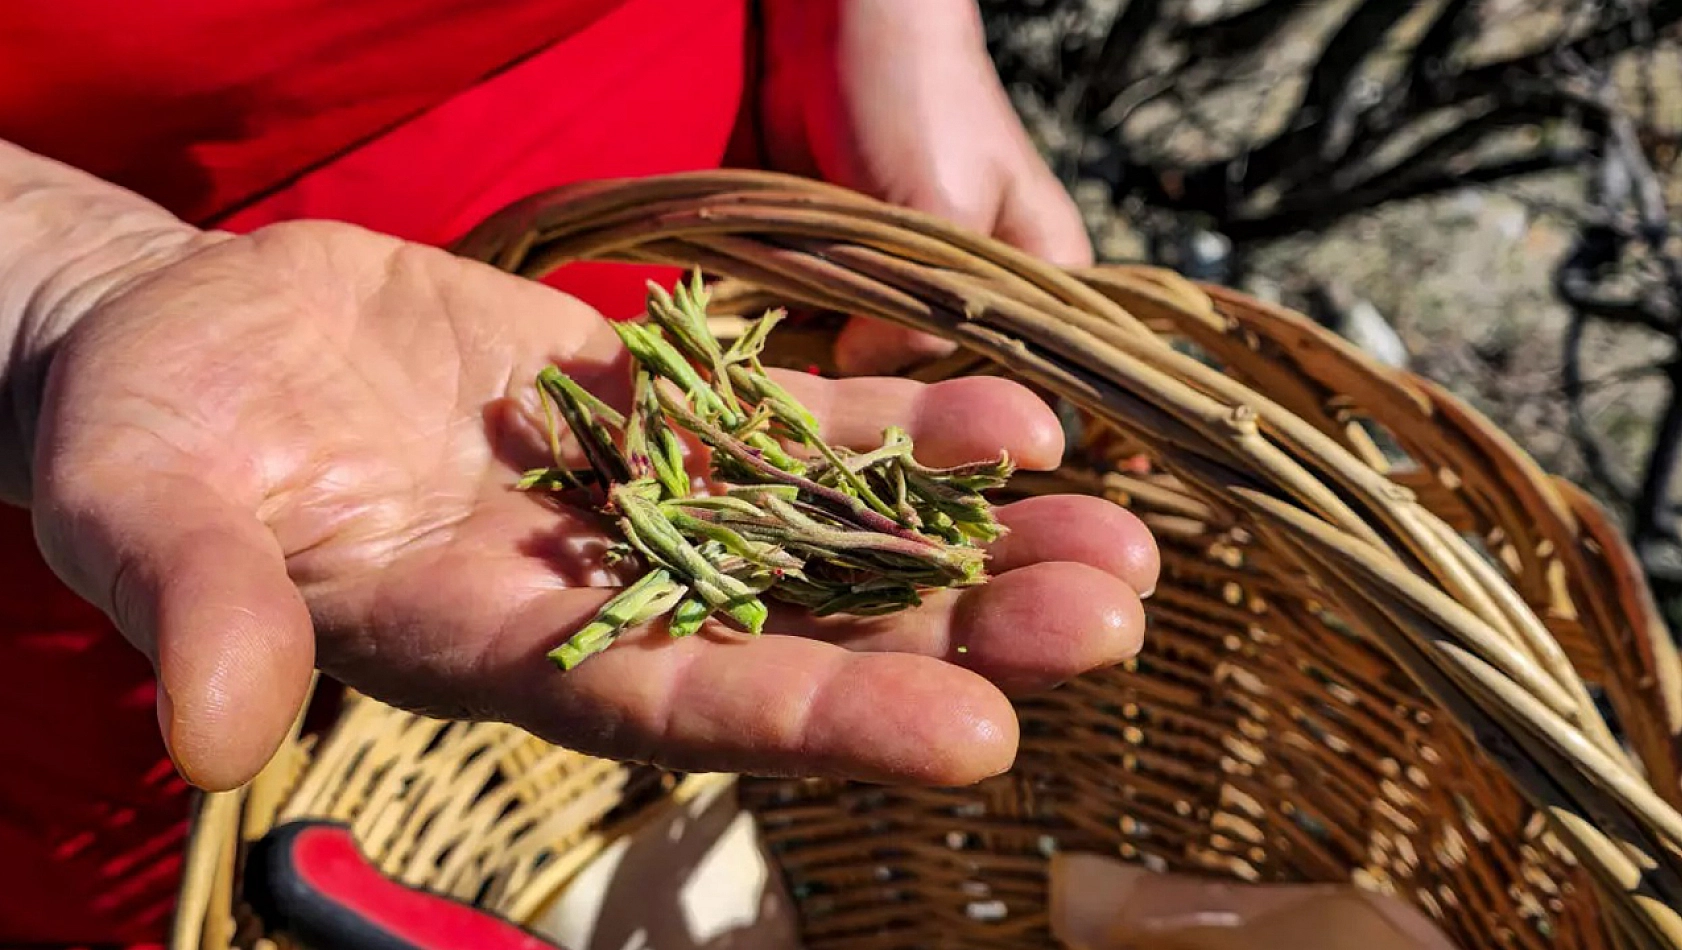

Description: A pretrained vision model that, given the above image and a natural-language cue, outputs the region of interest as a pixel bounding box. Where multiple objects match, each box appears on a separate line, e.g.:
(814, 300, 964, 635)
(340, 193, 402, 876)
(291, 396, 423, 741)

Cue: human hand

(759, 0, 1093, 375)
(25, 220, 1156, 792)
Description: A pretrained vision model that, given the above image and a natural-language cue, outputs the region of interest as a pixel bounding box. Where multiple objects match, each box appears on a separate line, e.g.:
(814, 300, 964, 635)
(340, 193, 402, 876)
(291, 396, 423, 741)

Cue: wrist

(0, 142, 210, 506)
(761, 0, 983, 42)
(757, 0, 987, 176)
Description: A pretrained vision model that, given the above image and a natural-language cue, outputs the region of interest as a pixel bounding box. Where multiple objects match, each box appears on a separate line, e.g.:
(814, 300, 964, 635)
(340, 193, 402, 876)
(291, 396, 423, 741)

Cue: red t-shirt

(0, 0, 755, 942)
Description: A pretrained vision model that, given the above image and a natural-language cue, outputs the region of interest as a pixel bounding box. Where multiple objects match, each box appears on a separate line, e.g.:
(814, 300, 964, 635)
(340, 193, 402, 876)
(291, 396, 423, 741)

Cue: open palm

(29, 220, 1156, 792)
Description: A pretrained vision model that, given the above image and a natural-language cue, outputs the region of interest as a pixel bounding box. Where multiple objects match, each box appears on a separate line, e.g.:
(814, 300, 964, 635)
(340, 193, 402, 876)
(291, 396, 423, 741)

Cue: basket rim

(172, 170, 1682, 950)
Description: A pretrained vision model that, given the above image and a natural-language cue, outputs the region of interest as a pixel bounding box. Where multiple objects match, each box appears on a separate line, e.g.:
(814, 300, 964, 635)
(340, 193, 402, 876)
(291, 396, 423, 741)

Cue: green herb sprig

(520, 272, 1013, 670)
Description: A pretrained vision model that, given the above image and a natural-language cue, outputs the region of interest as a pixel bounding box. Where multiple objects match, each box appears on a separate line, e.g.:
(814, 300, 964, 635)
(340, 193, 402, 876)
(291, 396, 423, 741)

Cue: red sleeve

(211, 0, 761, 319)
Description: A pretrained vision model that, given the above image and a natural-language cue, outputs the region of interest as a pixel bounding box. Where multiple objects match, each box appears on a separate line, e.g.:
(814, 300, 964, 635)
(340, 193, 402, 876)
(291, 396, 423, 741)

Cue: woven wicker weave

(174, 171, 1682, 950)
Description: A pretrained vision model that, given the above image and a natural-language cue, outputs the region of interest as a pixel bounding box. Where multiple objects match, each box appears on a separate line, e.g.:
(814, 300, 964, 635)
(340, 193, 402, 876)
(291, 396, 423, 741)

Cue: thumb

(34, 467, 314, 791)
(835, 167, 1095, 377)
(991, 166, 1095, 270)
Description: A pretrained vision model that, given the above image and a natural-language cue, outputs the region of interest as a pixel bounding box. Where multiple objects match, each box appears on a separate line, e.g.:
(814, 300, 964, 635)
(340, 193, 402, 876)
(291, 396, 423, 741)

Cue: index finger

(766, 371, 1065, 471)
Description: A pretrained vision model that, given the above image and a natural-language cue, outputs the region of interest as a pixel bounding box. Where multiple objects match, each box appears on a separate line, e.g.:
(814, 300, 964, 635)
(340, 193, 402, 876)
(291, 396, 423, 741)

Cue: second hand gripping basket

(175, 171, 1682, 950)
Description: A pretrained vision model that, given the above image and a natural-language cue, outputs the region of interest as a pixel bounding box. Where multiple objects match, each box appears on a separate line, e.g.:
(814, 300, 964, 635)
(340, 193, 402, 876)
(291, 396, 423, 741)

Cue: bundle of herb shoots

(519, 272, 1014, 670)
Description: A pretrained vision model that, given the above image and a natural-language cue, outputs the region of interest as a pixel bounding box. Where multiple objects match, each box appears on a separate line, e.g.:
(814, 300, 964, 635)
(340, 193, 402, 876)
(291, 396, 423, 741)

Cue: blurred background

(974, 0, 1682, 626)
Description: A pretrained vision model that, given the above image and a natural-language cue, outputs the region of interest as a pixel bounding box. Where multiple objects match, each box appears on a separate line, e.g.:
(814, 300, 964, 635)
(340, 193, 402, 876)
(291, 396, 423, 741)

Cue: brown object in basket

(175, 171, 1682, 950)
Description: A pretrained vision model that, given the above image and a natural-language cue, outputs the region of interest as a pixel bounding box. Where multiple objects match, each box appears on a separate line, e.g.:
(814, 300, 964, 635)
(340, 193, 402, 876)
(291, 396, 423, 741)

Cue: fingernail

(154, 684, 176, 759)
(1140, 585, 1157, 601)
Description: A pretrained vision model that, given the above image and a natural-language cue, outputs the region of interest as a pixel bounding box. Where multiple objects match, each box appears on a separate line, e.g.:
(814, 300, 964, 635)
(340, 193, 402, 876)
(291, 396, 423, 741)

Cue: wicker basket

(174, 171, 1682, 950)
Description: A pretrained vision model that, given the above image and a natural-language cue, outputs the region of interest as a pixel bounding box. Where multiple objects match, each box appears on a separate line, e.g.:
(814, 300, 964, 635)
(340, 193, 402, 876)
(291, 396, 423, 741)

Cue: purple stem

(658, 391, 939, 547)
